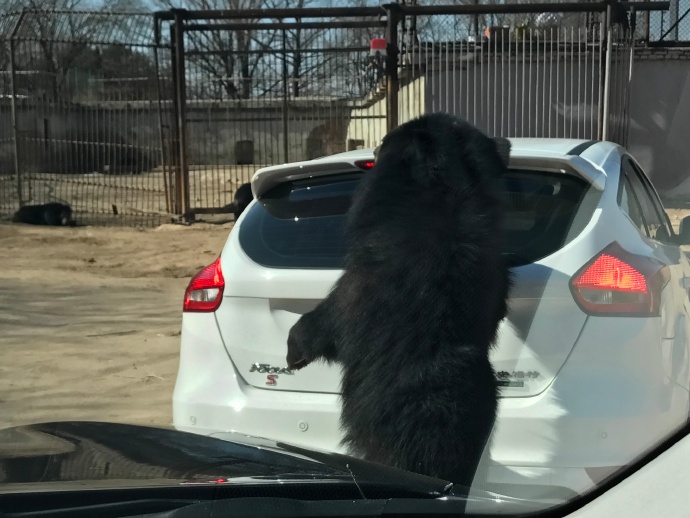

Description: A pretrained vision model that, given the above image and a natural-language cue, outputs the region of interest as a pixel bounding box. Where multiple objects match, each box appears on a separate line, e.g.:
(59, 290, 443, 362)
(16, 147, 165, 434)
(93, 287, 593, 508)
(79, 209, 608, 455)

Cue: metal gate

(154, 7, 386, 219)
(390, 2, 650, 147)
(160, 1, 667, 222)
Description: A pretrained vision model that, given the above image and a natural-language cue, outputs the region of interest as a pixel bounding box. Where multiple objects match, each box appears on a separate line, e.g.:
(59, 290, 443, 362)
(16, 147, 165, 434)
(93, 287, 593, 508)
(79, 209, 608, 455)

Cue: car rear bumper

(174, 314, 689, 499)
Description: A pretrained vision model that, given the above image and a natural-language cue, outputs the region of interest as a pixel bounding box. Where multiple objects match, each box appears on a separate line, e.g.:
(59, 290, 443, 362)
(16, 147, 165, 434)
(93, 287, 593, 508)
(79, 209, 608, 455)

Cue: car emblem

(249, 363, 294, 385)
(249, 363, 294, 375)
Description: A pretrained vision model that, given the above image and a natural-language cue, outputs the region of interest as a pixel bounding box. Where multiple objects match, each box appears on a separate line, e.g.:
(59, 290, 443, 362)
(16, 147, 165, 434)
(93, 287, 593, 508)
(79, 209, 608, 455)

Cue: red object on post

(370, 38, 387, 57)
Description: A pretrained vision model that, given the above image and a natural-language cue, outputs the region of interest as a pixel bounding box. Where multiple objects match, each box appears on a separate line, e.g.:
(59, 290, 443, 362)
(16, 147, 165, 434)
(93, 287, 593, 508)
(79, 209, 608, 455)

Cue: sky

(84, 0, 689, 42)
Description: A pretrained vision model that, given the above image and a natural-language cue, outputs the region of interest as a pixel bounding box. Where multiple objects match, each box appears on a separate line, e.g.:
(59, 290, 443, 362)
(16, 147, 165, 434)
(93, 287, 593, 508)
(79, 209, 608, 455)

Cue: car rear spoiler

(252, 154, 605, 198)
(508, 156, 606, 191)
(252, 161, 363, 198)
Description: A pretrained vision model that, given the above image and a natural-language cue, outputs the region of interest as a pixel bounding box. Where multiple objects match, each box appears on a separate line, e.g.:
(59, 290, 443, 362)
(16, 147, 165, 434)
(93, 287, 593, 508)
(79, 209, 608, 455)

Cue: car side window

(622, 157, 671, 242)
(628, 159, 675, 242)
(618, 166, 648, 237)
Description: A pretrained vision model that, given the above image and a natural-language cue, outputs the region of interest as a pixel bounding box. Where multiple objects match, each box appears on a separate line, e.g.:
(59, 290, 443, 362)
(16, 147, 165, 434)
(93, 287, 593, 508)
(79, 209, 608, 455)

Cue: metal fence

(156, 7, 387, 217)
(0, 10, 174, 226)
(649, 0, 690, 43)
(0, 1, 671, 226)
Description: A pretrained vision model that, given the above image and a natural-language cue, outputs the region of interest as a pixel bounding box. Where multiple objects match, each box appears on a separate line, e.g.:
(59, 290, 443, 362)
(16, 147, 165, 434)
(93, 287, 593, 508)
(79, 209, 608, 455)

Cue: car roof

(251, 138, 623, 197)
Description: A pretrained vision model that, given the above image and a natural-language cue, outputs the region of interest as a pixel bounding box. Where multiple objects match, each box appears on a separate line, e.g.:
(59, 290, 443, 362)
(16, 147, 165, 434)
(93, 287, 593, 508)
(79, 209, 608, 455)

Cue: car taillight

(183, 257, 224, 313)
(569, 243, 669, 316)
(355, 160, 375, 170)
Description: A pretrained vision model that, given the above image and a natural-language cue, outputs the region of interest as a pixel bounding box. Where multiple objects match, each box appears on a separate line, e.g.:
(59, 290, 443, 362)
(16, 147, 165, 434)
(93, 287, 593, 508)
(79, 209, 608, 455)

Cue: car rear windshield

(239, 169, 600, 269)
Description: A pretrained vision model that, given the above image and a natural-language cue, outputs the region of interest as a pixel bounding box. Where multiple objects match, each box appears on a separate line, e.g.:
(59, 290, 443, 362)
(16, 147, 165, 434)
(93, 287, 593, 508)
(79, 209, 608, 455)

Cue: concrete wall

(0, 99, 354, 175)
(418, 49, 690, 198)
(423, 56, 604, 141)
(426, 49, 690, 201)
(3, 50, 690, 199)
(627, 48, 690, 197)
(345, 76, 426, 149)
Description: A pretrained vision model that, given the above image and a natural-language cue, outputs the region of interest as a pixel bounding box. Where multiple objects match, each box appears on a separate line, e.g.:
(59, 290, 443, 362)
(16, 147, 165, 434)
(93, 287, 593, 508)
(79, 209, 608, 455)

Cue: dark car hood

(0, 421, 456, 494)
(0, 422, 556, 516)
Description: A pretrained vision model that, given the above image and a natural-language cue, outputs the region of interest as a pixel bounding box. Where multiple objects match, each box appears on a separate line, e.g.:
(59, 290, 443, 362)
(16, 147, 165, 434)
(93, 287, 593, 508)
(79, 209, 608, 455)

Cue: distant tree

(155, 0, 380, 100)
(1, 0, 153, 100)
(87, 45, 158, 101)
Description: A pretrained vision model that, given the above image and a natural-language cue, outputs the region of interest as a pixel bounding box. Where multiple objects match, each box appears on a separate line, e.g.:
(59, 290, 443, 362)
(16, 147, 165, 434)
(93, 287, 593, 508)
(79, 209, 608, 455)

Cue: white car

(173, 139, 690, 501)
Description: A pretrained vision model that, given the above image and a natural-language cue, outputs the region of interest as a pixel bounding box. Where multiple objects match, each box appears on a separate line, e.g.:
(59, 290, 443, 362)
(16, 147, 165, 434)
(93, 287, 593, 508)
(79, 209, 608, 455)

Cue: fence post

(669, 0, 679, 41)
(153, 14, 172, 216)
(171, 9, 191, 221)
(600, 3, 613, 142)
(281, 28, 289, 163)
(384, 3, 401, 134)
(9, 10, 25, 207)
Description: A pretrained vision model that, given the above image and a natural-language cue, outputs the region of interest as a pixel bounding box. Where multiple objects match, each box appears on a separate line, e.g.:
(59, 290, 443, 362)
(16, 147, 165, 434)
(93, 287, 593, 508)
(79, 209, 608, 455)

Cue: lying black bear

(12, 202, 76, 227)
(286, 113, 512, 487)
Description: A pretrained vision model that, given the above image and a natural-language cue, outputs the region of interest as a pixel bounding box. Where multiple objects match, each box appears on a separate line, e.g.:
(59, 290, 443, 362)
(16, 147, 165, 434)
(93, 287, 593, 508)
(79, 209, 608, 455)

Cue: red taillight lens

(573, 254, 648, 293)
(355, 160, 376, 170)
(183, 257, 224, 313)
(570, 243, 668, 316)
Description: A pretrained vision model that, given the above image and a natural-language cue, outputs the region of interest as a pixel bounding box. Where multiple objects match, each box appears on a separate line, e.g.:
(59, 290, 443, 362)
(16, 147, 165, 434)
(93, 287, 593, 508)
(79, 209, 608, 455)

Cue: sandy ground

(0, 222, 231, 430)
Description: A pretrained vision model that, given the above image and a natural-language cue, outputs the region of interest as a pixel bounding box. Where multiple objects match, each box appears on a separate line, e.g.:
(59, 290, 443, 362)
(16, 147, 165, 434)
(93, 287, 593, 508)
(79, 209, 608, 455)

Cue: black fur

(286, 113, 512, 487)
(223, 182, 253, 220)
(12, 202, 75, 227)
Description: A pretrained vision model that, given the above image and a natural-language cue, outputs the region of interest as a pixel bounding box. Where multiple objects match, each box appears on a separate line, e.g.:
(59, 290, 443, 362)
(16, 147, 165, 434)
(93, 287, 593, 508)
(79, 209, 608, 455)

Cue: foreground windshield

(1, 4, 688, 517)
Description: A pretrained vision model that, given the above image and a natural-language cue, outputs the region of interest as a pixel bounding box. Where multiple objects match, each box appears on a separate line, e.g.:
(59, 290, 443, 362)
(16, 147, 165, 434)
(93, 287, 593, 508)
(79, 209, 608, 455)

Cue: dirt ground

(0, 222, 231, 431)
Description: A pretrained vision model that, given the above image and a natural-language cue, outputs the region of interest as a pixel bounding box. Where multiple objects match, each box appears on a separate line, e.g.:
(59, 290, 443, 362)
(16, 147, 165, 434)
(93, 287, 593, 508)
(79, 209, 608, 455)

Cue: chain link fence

(648, 0, 690, 43)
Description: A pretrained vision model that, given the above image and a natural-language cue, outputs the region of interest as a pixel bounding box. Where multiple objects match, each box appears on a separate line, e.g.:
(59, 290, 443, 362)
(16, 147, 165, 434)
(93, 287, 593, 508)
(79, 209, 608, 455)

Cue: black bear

(286, 113, 512, 488)
(12, 202, 76, 227)
(223, 182, 253, 220)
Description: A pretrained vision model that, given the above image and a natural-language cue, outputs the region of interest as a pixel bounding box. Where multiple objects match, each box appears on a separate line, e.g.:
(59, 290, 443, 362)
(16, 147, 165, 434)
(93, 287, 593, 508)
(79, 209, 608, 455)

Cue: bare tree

(2, 0, 152, 100)
(155, 0, 274, 100)
(155, 0, 380, 100)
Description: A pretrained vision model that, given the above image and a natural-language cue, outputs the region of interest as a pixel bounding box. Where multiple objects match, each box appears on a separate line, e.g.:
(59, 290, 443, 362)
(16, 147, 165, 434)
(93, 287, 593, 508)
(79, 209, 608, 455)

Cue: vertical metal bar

(492, 32, 503, 137)
(170, 22, 181, 216)
(480, 31, 484, 129)
(473, 0, 480, 43)
(171, 12, 190, 219)
(521, 27, 525, 137)
(669, 0, 679, 41)
(624, 10, 636, 147)
(537, 30, 542, 137)
(507, 30, 512, 136)
(601, 4, 613, 141)
(569, 27, 573, 138)
(577, 27, 582, 138)
(9, 10, 26, 207)
(556, 26, 560, 138)
(528, 28, 532, 137)
(445, 41, 449, 113)
(450, 33, 454, 115)
(153, 17, 172, 216)
(585, 20, 601, 139)
(549, 27, 553, 138)
(385, 3, 401, 133)
(282, 28, 289, 163)
(597, 12, 608, 140)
